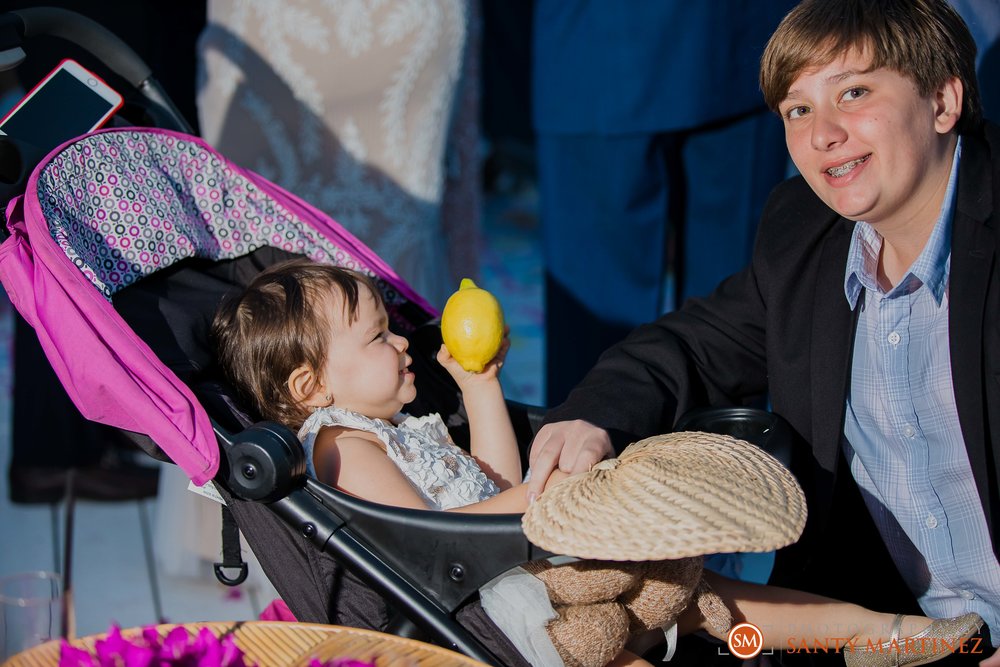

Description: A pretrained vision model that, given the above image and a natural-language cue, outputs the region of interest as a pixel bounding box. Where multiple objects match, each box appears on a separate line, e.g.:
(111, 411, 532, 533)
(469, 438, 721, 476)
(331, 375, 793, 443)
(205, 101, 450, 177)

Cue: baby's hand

(437, 329, 510, 387)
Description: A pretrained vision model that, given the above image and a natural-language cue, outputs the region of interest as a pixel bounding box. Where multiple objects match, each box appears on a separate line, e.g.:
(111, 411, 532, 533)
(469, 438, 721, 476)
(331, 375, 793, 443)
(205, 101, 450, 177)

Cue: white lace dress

(297, 406, 499, 510)
(196, 0, 481, 309)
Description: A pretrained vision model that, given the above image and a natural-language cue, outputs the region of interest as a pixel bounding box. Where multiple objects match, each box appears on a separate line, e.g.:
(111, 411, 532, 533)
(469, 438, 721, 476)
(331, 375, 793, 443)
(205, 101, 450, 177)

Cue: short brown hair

(212, 258, 381, 430)
(760, 0, 982, 134)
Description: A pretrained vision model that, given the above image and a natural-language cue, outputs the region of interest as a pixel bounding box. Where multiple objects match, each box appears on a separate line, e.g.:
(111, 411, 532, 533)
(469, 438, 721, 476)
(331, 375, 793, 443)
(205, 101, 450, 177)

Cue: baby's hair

(760, 0, 982, 134)
(212, 258, 382, 430)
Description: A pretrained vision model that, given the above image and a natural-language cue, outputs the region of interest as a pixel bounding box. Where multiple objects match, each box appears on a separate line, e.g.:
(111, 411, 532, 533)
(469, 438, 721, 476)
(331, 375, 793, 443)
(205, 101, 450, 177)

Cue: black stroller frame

(0, 9, 795, 666)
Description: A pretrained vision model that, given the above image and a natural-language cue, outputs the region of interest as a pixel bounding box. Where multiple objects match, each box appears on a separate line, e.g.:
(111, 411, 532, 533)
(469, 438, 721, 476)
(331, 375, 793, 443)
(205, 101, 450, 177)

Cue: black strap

(214, 502, 248, 586)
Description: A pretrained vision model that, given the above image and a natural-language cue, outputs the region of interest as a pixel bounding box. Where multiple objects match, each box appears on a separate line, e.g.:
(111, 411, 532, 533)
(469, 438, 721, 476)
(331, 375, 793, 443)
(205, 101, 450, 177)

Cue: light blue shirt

(843, 140, 1000, 643)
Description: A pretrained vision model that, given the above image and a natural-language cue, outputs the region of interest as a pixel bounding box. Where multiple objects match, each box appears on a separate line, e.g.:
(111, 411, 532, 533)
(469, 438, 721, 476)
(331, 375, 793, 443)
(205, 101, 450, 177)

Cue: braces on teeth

(827, 155, 869, 177)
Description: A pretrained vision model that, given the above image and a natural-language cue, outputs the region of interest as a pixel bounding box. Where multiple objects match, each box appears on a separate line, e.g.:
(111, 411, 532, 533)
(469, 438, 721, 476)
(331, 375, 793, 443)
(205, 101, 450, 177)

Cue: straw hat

(521, 432, 807, 561)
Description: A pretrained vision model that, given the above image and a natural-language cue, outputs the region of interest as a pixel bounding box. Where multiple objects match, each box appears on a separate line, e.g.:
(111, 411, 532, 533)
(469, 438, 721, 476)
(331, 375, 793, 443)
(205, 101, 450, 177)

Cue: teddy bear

(521, 556, 733, 667)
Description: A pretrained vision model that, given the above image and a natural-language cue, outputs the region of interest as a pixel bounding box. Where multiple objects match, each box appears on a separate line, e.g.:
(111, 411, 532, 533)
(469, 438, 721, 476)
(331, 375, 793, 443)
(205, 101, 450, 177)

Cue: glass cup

(0, 570, 64, 660)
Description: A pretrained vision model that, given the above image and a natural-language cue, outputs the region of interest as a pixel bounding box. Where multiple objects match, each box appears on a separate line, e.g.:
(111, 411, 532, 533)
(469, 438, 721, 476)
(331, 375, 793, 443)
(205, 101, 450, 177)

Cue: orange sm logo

(728, 622, 764, 659)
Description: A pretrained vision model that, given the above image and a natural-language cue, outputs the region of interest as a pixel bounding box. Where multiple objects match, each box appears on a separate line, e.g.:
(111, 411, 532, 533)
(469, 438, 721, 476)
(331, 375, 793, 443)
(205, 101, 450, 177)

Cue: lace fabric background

(197, 0, 481, 309)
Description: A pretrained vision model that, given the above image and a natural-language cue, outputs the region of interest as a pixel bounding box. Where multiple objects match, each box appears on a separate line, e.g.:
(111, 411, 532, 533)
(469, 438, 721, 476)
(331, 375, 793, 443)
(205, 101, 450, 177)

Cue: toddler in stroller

(212, 258, 568, 514)
(213, 257, 984, 667)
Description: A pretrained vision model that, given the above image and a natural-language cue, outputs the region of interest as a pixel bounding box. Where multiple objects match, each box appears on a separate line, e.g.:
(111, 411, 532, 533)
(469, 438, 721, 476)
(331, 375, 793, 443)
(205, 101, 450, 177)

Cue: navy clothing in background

(532, 1, 790, 134)
(533, 0, 795, 405)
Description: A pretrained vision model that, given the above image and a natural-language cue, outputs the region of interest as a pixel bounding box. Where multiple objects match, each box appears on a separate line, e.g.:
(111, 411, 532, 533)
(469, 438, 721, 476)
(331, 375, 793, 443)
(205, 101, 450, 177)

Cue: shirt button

(903, 424, 916, 438)
(959, 589, 977, 600)
(925, 514, 939, 529)
(888, 331, 901, 345)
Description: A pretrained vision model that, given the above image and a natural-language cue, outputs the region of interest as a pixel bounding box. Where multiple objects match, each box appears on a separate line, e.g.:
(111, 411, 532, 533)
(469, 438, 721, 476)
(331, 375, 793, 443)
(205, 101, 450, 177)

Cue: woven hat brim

(521, 432, 807, 561)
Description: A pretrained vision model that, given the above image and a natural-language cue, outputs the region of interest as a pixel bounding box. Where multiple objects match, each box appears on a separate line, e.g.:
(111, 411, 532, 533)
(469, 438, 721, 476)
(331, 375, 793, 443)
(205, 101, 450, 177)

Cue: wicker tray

(2, 621, 492, 667)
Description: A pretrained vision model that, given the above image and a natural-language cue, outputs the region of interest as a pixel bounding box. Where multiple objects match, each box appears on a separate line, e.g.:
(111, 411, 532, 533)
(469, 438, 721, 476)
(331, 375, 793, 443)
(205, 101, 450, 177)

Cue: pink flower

(58, 643, 97, 667)
(94, 626, 155, 667)
(58, 624, 254, 667)
(58, 624, 375, 667)
(161, 626, 191, 660)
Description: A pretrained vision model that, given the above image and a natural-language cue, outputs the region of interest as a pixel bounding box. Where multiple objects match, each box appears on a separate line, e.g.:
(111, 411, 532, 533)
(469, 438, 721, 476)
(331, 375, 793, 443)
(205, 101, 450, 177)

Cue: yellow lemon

(441, 278, 505, 372)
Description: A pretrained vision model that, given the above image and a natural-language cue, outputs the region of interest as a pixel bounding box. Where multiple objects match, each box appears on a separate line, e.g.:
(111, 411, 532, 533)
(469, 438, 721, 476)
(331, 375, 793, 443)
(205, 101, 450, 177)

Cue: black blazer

(546, 123, 1000, 573)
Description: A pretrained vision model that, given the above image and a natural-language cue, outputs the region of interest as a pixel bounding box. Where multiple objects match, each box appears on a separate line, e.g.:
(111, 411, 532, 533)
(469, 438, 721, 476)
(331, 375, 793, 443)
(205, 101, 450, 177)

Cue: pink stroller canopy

(0, 128, 435, 484)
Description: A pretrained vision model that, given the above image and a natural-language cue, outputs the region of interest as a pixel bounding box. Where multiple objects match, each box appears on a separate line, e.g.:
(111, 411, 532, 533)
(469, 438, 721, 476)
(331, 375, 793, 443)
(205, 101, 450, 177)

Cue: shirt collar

(844, 138, 961, 309)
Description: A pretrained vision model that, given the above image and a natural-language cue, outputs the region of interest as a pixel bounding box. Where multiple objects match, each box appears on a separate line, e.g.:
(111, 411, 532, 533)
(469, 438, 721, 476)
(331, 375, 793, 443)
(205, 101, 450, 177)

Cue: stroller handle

(2, 7, 193, 133)
(7, 7, 149, 83)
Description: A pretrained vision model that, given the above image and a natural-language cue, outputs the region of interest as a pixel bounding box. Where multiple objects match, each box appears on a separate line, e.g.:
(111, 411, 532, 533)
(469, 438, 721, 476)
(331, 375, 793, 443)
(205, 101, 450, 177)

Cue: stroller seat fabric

(38, 130, 417, 313)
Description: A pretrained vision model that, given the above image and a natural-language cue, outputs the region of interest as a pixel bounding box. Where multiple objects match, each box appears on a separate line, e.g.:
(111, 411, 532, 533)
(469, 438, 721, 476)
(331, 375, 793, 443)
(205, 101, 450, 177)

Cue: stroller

(0, 8, 794, 666)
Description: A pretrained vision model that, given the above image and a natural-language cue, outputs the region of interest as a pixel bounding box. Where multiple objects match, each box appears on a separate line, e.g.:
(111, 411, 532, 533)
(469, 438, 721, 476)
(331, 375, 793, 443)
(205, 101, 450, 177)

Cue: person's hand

(436, 328, 510, 389)
(526, 420, 613, 499)
(979, 646, 1000, 666)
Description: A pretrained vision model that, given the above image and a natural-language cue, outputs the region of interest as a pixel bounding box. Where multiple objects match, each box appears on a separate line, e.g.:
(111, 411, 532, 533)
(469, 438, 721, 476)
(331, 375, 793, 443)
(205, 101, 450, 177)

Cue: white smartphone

(0, 58, 124, 150)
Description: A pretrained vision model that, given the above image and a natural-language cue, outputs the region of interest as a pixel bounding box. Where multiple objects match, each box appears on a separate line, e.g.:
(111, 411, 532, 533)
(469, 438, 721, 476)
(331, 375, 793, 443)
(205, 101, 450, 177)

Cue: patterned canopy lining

(35, 131, 410, 321)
